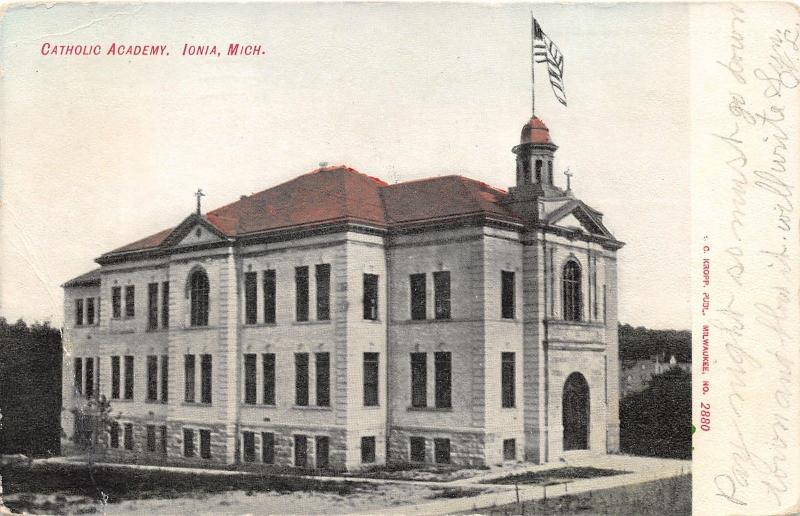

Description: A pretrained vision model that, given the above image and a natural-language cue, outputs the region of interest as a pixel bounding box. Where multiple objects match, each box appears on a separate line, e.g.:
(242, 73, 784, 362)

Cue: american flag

(533, 17, 567, 107)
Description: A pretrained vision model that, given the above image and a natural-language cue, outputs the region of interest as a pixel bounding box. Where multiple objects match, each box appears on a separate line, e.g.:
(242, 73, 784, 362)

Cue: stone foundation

(238, 425, 348, 471)
(388, 427, 486, 467)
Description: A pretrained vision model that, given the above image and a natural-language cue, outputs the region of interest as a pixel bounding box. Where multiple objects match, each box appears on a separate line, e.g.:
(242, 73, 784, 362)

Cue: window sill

(241, 403, 277, 409)
(110, 329, 136, 335)
(113, 398, 134, 403)
(242, 323, 278, 328)
(292, 405, 332, 411)
(546, 319, 605, 328)
(182, 402, 213, 407)
(145, 328, 169, 333)
(144, 399, 168, 405)
(182, 325, 217, 331)
(399, 318, 457, 325)
(292, 320, 332, 326)
(407, 406, 453, 412)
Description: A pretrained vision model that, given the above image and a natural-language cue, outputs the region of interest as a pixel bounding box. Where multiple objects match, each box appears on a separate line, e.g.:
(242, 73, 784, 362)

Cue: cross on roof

(563, 168, 573, 192)
(195, 188, 205, 215)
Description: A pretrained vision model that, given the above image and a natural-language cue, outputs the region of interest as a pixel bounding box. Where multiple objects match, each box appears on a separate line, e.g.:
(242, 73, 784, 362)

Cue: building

(62, 116, 624, 470)
(620, 354, 691, 398)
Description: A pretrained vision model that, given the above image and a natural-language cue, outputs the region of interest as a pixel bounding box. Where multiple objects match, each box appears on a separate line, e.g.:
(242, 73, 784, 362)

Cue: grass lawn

(469, 474, 691, 515)
(0, 462, 494, 514)
(484, 467, 629, 486)
(344, 462, 489, 482)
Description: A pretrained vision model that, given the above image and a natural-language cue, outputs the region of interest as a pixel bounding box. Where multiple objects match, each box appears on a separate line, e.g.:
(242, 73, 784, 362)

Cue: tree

(0, 318, 62, 457)
(70, 395, 114, 465)
(618, 323, 691, 363)
(620, 367, 691, 459)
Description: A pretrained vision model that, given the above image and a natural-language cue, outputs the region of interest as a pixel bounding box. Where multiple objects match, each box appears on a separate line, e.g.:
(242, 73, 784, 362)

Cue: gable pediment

(546, 200, 614, 239)
(159, 213, 230, 249)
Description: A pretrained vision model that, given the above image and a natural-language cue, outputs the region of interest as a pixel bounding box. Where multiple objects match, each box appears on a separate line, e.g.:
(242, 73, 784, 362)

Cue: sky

(0, 2, 690, 329)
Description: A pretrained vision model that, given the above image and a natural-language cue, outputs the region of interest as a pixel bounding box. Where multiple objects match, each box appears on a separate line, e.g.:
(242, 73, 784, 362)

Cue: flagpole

(531, 13, 536, 117)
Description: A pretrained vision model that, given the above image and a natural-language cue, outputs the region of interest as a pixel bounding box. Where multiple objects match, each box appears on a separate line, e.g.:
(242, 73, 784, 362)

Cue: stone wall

(388, 427, 486, 467)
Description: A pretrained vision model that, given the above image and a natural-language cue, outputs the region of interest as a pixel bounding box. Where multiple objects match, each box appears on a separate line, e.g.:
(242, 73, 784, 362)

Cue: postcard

(0, 2, 797, 515)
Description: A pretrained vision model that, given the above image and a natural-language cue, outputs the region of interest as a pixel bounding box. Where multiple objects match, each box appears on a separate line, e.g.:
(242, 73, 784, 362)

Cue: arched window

(189, 269, 209, 326)
(562, 260, 582, 321)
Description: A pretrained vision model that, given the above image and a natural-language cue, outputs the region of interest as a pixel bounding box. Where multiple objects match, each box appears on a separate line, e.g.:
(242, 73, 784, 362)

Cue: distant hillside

(618, 323, 691, 363)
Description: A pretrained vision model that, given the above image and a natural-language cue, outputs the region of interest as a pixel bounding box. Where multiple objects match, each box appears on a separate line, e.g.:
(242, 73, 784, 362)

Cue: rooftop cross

(195, 188, 205, 215)
(563, 168, 573, 192)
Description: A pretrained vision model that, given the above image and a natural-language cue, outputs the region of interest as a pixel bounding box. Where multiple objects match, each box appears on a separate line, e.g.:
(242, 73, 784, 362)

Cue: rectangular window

(244, 354, 257, 404)
(160, 425, 168, 455)
(124, 355, 134, 400)
(294, 435, 308, 467)
(503, 439, 516, 461)
(263, 270, 276, 324)
(501, 271, 515, 319)
(160, 355, 169, 403)
(184, 355, 195, 403)
(146, 425, 156, 452)
(410, 437, 425, 462)
(112, 286, 121, 318)
(75, 299, 84, 326)
(86, 298, 95, 325)
(109, 422, 120, 448)
(74, 357, 82, 394)
(434, 438, 451, 464)
(244, 272, 258, 324)
(603, 284, 607, 323)
(592, 258, 598, 320)
(363, 352, 379, 407)
(183, 428, 194, 457)
(434, 351, 452, 408)
(199, 429, 211, 459)
(123, 423, 133, 450)
(410, 273, 426, 320)
(85, 358, 94, 398)
(263, 353, 276, 405)
(433, 271, 451, 319)
(315, 352, 330, 407)
(124, 285, 135, 318)
(146, 355, 158, 401)
(315, 264, 330, 321)
(94, 355, 100, 397)
(161, 281, 170, 328)
(295, 353, 309, 406)
(315, 436, 329, 469)
(363, 273, 379, 320)
(410, 352, 427, 408)
(111, 356, 120, 399)
(96, 297, 101, 324)
(295, 266, 309, 322)
(261, 432, 275, 464)
(243, 431, 256, 463)
(201, 354, 212, 404)
(147, 283, 159, 330)
(361, 436, 376, 463)
(501, 352, 516, 408)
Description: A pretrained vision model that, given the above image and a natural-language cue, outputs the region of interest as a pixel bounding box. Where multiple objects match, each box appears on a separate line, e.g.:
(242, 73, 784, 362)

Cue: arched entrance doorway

(562, 372, 590, 450)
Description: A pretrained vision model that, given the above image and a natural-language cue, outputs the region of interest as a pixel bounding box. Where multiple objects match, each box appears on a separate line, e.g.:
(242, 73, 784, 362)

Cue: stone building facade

(62, 116, 623, 470)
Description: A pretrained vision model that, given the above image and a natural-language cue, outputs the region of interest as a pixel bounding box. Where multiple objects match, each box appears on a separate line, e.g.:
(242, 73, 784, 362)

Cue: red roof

(520, 116, 553, 145)
(107, 165, 521, 254)
(382, 175, 515, 225)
